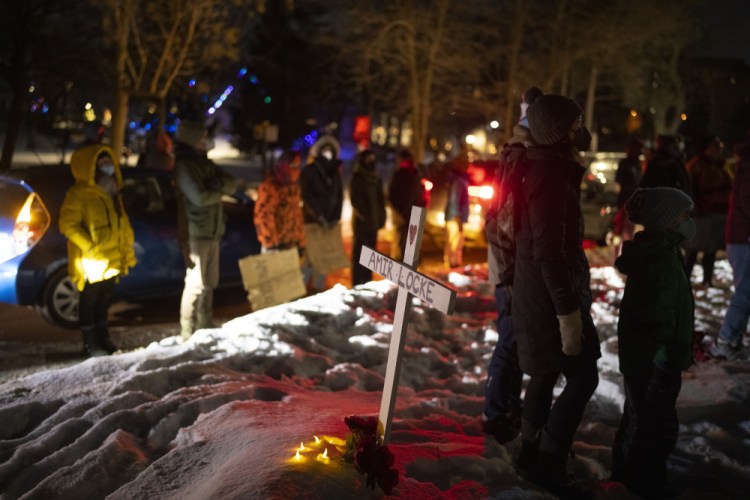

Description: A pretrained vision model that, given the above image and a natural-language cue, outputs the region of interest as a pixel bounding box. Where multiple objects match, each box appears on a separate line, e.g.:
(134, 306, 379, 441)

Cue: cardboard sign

(238, 248, 306, 311)
(303, 223, 350, 274)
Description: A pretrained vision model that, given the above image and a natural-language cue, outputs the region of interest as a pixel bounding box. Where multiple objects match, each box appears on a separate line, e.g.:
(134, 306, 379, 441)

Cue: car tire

(40, 268, 79, 329)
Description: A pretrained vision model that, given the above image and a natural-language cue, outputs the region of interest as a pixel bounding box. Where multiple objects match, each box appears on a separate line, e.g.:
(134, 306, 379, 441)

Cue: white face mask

(98, 164, 115, 176)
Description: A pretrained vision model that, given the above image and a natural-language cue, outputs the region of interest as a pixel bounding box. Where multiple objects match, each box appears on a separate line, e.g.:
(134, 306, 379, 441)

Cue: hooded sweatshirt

(59, 144, 136, 291)
(615, 230, 694, 376)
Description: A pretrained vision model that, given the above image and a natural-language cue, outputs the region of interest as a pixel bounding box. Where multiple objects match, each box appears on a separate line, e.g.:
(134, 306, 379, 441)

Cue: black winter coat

(300, 157, 344, 224)
(350, 163, 386, 233)
(640, 150, 691, 196)
(512, 145, 601, 375)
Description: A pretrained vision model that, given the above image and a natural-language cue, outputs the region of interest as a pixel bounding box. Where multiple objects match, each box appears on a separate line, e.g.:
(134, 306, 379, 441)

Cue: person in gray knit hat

(625, 187, 695, 234)
(509, 90, 599, 498)
(527, 94, 588, 147)
(611, 186, 695, 497)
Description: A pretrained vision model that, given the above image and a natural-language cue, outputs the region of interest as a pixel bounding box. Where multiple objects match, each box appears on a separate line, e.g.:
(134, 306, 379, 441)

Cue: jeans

(484, 285, 523, 419)
(719, 243, 750, 346)
(180, 239, 219, 328)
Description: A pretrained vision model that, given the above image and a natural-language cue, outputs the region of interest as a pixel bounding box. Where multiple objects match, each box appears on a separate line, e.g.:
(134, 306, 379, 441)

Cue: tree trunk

(110, 88, 130, 165)
(584, 65, 597, 151)
(0, 82, 26, 171)
(501, 0, 526, 143)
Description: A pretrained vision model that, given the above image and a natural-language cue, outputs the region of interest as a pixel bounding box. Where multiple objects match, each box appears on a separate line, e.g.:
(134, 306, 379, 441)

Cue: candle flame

(314, 435, 321, 444)
(298, 442, 305, 451)
(295, 450, 301, 461)
(322, 448, 328, 459)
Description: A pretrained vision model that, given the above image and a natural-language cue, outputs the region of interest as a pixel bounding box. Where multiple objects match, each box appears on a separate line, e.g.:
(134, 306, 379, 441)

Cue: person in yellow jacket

(59, 144, 136, 356)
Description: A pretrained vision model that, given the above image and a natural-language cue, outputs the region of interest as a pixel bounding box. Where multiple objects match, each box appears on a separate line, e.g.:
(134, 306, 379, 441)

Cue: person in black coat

(350, 149, 386, 286)
(640, 135, 690, 196)
(387, 150, 425, 260)
(300, 139, 344, 292)
(513, 92, 601, 499)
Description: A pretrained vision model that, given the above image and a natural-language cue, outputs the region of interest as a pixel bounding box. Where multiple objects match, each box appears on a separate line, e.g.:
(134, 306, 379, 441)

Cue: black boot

(82, 326, 108, 357)
(513, 419, 540, 473)
(96, 323, 118, 354)
(528, 430, 593, 500)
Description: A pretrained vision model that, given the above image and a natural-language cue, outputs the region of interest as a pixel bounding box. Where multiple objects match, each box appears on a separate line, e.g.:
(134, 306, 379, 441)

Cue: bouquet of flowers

(343, 415, 399, 495)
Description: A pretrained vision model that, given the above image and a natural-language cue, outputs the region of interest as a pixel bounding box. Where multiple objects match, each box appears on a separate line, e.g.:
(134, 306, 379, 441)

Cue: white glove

(557, 309, 583, 356)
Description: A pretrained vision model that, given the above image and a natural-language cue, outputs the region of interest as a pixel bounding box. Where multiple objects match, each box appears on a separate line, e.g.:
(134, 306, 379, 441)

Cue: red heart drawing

(408, 224, 417, 245)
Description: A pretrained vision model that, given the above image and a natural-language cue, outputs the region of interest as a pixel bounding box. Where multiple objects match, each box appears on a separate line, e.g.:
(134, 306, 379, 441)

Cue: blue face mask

(98, 164, 115, 176)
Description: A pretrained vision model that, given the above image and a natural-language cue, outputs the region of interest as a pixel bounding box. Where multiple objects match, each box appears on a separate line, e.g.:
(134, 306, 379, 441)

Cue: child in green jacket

(611, 187, 695, 498)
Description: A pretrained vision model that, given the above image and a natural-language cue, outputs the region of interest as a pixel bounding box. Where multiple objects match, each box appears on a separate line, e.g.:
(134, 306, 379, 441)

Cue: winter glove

(205, 176, 224, 191)
(557, 309, 583, 356)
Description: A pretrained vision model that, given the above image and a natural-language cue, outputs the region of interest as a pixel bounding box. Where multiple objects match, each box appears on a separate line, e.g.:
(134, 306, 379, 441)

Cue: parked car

(580, 152, 624, 245)
(422, 159, 496, 247)
(0, 165, 260, 328)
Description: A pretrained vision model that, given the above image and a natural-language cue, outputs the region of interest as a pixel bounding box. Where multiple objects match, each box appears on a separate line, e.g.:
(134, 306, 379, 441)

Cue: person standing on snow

(611, 187, 696, 498)
(443, 149, 470, 269)
(387, 149, 425, 260)
(639, 134, 690, 196)
(174, 120, 238, 340)
(712, 131, 750, 359)
(482, 85, 542, 444)
(254, 151, 306, 253)
(512, 92, 600, 498)
(349, 149, 386, 286)
(683, 135, 731, 286)
(59, 144, 136, 356)
(300, 137, 344, 293)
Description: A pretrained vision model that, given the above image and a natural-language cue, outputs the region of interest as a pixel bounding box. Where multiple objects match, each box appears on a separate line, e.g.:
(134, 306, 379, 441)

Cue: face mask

(98, 164, 115, 176)
(572, 127, 592, 152)
(321, 150, 333, 161)
(677, 218, 696, 241)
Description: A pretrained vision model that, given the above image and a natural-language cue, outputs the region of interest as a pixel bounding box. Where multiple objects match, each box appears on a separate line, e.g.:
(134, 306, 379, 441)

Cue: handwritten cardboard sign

(303, 223, 350, 274)
(238, 248, 306, 311)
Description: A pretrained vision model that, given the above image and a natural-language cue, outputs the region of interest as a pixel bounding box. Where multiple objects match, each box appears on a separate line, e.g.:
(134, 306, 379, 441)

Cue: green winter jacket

(615, 230, 695, 377)
(174, 142, 237, 241)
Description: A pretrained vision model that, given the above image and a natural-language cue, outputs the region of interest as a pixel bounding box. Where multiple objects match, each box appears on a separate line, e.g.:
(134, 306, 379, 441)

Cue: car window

(0, 183, 30, 215)
(121, 176, 167, 217)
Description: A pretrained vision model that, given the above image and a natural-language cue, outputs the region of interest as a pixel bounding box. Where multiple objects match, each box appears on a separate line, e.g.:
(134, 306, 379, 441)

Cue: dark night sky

(697, 0, 750, 63)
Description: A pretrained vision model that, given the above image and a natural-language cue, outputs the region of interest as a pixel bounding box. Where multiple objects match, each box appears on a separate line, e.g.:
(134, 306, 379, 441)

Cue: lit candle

(316, 448, 330, 464)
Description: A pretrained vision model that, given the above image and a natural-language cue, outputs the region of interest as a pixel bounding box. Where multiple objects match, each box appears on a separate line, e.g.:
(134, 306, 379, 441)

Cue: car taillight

(468, 185, 493, 200)
(1, 193, 50, 263)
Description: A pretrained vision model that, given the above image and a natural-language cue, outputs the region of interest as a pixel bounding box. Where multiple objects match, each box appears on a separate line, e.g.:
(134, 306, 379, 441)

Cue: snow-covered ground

(0, 260, 749, 499)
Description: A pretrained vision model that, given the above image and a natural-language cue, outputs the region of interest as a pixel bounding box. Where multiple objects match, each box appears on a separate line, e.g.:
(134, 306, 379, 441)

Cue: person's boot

(513, 419, 540, 473)
(96, 323, 118, 354)
(528, 429, 593, 500)
(82, 326, 108, 357)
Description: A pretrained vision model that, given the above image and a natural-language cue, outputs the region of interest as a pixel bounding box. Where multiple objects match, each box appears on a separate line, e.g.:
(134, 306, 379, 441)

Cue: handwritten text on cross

(358, 206, 456, 444)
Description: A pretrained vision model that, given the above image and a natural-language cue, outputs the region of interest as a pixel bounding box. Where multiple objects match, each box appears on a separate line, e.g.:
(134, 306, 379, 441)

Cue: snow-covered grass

(0, 261, 749, 499)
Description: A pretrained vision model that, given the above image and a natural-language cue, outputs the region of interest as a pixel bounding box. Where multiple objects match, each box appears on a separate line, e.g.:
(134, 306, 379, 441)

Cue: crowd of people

(60, 96, 750, 499)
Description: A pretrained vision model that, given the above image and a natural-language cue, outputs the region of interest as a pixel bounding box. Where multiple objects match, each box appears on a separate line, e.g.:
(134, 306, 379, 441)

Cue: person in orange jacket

(254, 151, 306, 252)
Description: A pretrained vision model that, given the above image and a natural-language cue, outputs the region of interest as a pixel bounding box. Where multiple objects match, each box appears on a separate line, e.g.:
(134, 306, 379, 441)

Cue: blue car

(0, 165, 260, 328)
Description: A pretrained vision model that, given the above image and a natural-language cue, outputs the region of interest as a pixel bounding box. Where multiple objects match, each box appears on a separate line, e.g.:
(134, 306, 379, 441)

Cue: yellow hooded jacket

(59, 144, 137, 291)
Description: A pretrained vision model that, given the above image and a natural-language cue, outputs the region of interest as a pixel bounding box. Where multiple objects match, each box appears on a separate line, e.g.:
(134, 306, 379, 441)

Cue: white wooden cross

(359, 206, 457, 444)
